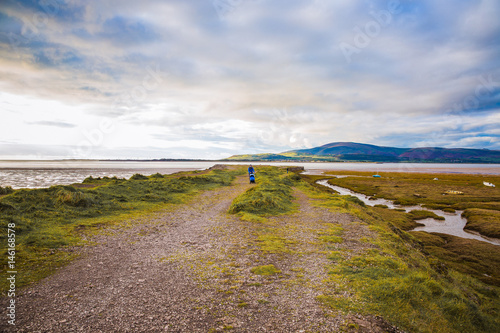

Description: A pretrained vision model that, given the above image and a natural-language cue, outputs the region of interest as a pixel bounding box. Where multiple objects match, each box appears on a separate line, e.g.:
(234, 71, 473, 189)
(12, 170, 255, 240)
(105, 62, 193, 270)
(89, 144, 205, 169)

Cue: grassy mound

(229, 166, 297, 216)
(462, 208, 500, 238)
(408, 210, 446, 221)
(0, 186, 14, 195)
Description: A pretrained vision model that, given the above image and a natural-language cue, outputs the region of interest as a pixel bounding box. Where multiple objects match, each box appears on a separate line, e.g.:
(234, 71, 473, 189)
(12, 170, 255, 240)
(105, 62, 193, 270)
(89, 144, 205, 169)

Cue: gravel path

(1, 176, 403, 332)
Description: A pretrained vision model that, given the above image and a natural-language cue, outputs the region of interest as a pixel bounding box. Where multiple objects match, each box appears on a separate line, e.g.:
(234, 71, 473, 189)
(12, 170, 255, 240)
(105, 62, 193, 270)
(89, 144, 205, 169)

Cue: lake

(0, 160, 499, 189)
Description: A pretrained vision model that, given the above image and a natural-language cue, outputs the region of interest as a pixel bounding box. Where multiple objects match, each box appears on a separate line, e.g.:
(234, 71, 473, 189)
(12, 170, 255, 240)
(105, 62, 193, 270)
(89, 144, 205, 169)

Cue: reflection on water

(317, 179, 500, 246)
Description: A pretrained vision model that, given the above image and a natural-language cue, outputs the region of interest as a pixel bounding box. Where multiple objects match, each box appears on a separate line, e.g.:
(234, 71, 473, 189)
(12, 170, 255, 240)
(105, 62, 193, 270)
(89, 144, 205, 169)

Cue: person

(248, 165, 256, 184)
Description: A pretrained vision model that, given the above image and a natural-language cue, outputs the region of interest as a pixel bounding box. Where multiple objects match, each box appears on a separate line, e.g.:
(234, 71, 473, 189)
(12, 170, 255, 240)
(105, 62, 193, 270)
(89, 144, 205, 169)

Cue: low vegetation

(408, 209, 446, 221)
(324, 171, 500, 237)
(250, 264, 281, 276)
(228, 166, 297, 218)
(0, 169, 240, 290)
(2, 166, 499, 332)
(299, 172, 500, 332)
(462, 208, 500, 238)
(0, 185, 14, 195)
(231, 170, 500, 332)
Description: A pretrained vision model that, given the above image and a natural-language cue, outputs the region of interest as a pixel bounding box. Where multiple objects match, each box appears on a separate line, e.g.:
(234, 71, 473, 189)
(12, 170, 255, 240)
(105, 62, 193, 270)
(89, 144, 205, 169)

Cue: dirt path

(2, 176, 401, 332)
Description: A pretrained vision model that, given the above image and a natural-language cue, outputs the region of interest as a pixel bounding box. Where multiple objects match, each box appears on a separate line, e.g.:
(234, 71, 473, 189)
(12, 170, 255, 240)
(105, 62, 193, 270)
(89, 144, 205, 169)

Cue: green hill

(225, 142, 500, 163)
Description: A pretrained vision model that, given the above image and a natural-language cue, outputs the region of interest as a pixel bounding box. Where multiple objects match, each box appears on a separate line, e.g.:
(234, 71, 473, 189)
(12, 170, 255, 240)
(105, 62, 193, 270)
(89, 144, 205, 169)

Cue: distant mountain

(289, 142, 406, 157)
(225, 142, 500, 163)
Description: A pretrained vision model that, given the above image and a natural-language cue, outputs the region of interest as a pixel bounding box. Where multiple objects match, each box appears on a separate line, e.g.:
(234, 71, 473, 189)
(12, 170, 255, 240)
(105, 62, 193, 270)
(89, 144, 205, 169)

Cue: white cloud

(0, 0, 499, 159)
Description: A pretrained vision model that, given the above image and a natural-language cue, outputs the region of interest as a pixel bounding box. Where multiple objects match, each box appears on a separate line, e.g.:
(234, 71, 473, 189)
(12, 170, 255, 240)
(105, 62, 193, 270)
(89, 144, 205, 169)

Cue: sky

(0, 0, 499, 160)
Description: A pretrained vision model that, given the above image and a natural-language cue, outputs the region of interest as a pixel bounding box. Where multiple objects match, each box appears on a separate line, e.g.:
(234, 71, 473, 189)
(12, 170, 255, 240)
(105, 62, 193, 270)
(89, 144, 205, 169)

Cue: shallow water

(316, 179, 500, 246)
(1, 161, 499, 189)
(0, 166, 205, 189)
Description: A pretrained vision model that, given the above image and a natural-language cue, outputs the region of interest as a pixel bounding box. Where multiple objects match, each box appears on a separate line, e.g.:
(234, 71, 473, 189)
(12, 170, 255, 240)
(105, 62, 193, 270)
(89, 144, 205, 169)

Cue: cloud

(25, 120, 76, 128)
(0, 0, 499, 159)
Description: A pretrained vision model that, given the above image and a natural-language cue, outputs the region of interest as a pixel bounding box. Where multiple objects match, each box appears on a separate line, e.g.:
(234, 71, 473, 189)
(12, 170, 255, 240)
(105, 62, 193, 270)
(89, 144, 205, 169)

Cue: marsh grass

(323, 171, 500, 242)
(408, 210, 446, 221)
(0, 169, 240, 292)
(413, 231, 500, 286)
(462, 208, 500, 238)
(300, 173, 500, 332)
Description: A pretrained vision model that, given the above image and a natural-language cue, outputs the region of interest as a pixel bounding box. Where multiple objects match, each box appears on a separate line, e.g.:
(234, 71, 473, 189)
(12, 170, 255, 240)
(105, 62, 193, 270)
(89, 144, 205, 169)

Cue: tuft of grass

(250, 264, 281, 276)
(374, 204, 388, 208)
(408, 210, 445, 221)
(318, 224, 344, 244)
(256, 233, 294, 253)
(228, 166, 297, 217)
(0, 186, 14, 195)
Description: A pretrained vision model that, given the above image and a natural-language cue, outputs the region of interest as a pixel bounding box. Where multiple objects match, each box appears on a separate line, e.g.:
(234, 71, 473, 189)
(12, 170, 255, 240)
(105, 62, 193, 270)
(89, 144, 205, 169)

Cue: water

(1, 161, 499, 189)
(0, 161, 216, 189)
(317, 179, 500, 246)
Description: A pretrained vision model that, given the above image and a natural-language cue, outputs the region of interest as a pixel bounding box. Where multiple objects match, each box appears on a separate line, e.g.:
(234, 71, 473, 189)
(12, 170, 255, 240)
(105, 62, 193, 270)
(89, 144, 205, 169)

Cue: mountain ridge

(225, 142, 500, 163)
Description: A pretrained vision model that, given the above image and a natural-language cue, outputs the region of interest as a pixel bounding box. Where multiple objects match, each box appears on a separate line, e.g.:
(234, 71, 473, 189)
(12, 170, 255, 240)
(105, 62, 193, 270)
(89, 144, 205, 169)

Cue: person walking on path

(248, 165, 256, 183)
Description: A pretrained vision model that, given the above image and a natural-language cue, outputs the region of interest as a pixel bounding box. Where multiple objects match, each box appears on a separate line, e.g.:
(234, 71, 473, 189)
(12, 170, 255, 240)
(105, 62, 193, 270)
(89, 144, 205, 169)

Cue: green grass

(250, 264, 281, 275)
(228, 166, 297, 217)
(299, 173, 500, 333)
(408, 210, 446, 221)
(318, 224, 344, 244)
(323, 171, 500, 238)
(412, 231, 500, 286)
(462, 208, 500, 238)
(325, 171, 500, 209)
(228, 166, 302, 254)
(0, 186, 14, 195)
(0, 168, 241, 292)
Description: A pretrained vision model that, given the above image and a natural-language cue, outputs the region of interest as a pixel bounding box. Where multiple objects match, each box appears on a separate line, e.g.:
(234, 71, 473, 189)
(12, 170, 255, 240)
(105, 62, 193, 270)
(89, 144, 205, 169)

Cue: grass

(412, 231, 500, 286)
(228, 166, 297, 217)
(408, 210, 446, 221)
(0, 168, 241, 292)
(0, 186, 14, 195)
(462, 208, 500, 238)
(250, 264, 281, 275)
(299, 172, 500, 333)
(324, 171, 500, 209)
(318, 224, 344, 244)
(228, 167, 300, 254)
(323, 171, 500, 239)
